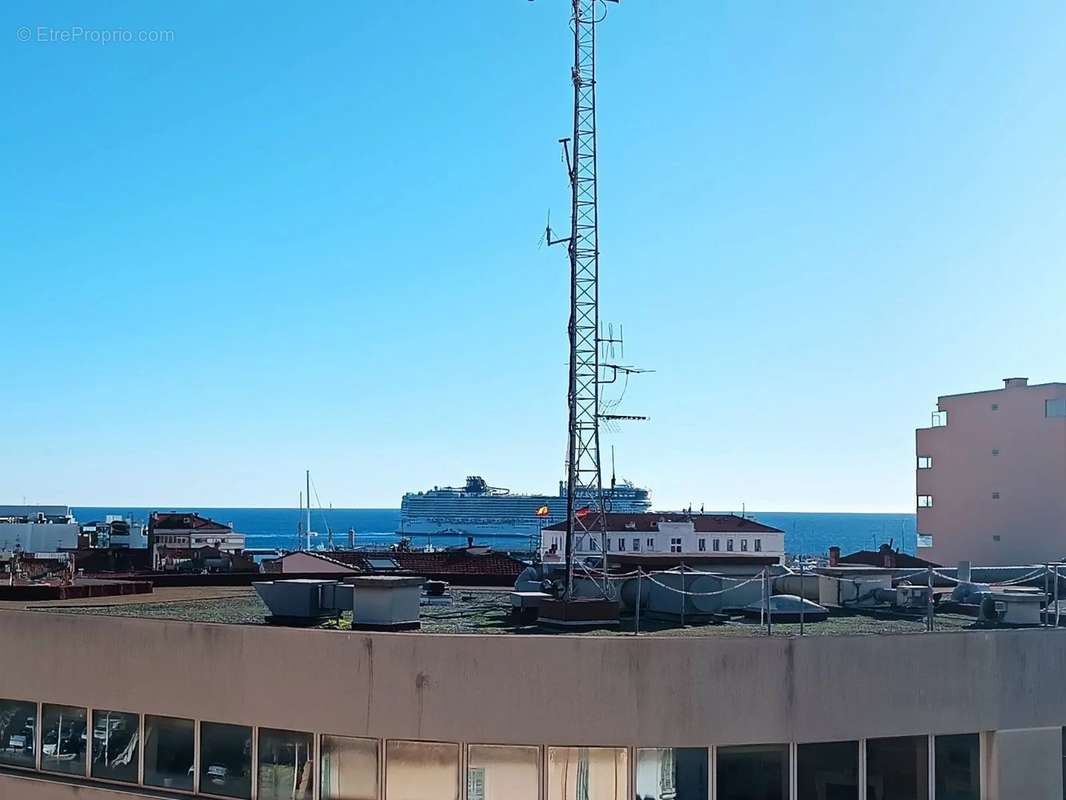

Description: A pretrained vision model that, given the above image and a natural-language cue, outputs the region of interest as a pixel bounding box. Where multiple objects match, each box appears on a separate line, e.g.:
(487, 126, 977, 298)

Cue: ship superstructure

(399, 476, 650, 536)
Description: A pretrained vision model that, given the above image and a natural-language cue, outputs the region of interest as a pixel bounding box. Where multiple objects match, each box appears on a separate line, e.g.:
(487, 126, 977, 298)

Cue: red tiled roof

(390, 551, 525, 577)
(150, 512, 231, 532)
(543, 513, 782, 534)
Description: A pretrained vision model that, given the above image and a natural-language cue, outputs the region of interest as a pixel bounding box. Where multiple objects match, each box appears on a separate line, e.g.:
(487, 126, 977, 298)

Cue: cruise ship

(399, 476, 651, 537)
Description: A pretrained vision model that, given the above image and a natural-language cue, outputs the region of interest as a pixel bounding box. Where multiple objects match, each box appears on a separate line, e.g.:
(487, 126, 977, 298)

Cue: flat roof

(937, 381, 1065, 400)
(9, 585, 983, 639)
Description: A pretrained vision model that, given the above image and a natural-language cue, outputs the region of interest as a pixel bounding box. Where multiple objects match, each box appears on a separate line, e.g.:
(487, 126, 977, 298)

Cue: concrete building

(917, 377, 1066, 566)
(80, 516, 148, 549)
(2, 610, 1066, 798)
(0, 505, 80, 554)
(148, 512, 245, 569)
(541, 513, 785, 566)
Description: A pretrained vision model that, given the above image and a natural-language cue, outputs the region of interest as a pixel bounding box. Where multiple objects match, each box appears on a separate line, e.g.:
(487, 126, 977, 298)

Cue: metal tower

(547, 0, 620, 599)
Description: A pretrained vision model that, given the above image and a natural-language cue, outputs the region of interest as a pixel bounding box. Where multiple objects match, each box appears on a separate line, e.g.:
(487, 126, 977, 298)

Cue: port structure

(544, 0, 639, 601)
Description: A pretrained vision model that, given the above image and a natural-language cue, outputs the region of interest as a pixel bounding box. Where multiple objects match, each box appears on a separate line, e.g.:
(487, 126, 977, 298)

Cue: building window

(718, 744, 786, 800)
(798, 741, 859, 800)
(1047, 399, 1066, 417)
(992, 449, 1000, 456)
(991, 403, 999, 411)
(258, 728, 314, 799)
(935, 734, 980, 799)
(931, 410, 948, 427)
(754, 539, 762, 552)
(992, 492, 1000, 500)
(713, 539, 720, 552)
(144, 715, 194, 791)
(866, 736, 928, 800)
(698, 538, 706, 552)
(386, 741, 460, 800)
(670, 538, 682, 554)
(918, 495, 933, 508)
(917, 533, 934, 548)
(321, 736, 378, 800)
(547, 747, 628, 800)
(200, 721, 253, 799)
(467, 745, 540, 800)
(0, 698, 37, 769)
(637, 748, 708, 800)
(617, 538, 625, 552)
(917, 456, 932, 470)
(740, 539, 749, 552)
(727, 539, 734, 552)
(632, 538, 640, 552)
(41, 704, 87, 777)
(993, 534, 1001, 542)
(91, 709, 140, 784)
(646, 538, 654, 551)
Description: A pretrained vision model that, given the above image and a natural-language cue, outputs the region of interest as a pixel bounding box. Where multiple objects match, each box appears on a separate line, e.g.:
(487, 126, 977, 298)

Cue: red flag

(575, 506, 592, 519)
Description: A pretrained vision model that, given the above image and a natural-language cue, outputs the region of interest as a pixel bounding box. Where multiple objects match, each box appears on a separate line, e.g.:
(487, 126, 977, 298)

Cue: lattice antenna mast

(546, 0, 620, 600)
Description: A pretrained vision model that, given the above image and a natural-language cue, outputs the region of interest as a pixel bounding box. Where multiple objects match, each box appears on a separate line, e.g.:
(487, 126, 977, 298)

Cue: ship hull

(399, 491, 651, 537)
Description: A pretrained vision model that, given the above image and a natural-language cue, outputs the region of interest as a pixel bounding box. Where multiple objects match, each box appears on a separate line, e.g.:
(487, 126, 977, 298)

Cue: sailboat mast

(306, 470, 312, 552)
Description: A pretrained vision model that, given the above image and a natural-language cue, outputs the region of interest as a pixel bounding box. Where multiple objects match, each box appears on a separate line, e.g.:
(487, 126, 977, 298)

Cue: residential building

(148, 512, 246, 569)
(0, 505, 80, 553)
(540, 512, 785, 565)
(916, 377, 1066, 566)
(80, 515, 148, 549)
(2, 608, 1066, 798)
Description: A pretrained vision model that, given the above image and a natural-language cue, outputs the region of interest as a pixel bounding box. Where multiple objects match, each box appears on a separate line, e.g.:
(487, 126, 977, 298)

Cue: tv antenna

(541, 0, 647, 601)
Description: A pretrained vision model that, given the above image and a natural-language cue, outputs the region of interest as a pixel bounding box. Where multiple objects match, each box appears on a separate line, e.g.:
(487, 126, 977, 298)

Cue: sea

(74, 508, 917, 557)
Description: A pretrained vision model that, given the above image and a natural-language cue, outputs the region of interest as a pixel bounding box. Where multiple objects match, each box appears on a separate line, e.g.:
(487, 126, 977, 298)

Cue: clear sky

(3, 2, 1064, 511)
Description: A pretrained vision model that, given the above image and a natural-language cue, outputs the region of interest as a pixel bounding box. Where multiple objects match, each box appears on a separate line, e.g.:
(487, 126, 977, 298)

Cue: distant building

(540, 512, 785, 565)
(80, 515, 148, 549)
(916, 377, 1066, 566)
(148, 512, 245, 569)
(0, 505, 80, 553)
(264, 549, 526, 585)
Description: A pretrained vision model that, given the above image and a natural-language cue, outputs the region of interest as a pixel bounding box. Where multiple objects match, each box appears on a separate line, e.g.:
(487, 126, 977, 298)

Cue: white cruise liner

(399, 476, 651, 537)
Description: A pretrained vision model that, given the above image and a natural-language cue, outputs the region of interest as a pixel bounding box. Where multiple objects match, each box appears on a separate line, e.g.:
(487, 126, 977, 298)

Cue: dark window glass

(144, 715, 194, 791)
(91, 709, 139, 783)
(797, 740, 859, 800)
(321, 735, 378, 800)
(636, 747, 707, 800)
(258, 727, 314, 799)
(866, 736, 928, 800)
(41, 704, 87, 776)
(935, 734, 980, 800)
(718, 744, 787, 800)
(0, 699, 37, 769)
(201, 721, 252, 798)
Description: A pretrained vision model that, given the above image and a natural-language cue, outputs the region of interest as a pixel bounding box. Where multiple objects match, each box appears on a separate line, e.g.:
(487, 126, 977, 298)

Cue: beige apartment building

(3, 608, 1066, 799)
(917, 377, 1066, 566)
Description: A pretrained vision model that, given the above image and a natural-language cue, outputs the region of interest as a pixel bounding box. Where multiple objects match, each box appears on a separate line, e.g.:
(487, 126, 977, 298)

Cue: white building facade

(0, 505, 80, 553)
(541, 513, 785, 565)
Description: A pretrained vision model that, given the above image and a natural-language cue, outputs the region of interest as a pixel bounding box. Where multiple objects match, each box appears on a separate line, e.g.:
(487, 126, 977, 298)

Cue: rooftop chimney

(828, 546, 841, 567)
(1004, 377, 1029, 388)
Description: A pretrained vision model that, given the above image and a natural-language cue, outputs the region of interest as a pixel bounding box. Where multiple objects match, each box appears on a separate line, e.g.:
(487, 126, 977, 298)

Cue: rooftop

(8, 584, 982, 638)
(543, 513, 783, 534)
(149, 512, 232, 532)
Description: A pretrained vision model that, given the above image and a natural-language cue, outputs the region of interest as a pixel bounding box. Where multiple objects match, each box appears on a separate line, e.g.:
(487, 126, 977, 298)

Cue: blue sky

(2, 2, 1064, 510)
